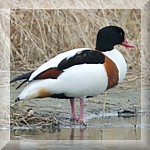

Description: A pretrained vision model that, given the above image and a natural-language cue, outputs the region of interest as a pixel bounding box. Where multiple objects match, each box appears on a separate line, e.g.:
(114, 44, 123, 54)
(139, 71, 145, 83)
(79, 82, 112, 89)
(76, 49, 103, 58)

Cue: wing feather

(29, 48, 90, 81)
(57, 50, 105, 70)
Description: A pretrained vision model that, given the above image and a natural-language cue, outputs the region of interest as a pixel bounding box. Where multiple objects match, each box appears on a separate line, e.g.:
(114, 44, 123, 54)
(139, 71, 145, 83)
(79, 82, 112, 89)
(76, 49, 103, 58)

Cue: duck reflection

(70, 128, 85, 140)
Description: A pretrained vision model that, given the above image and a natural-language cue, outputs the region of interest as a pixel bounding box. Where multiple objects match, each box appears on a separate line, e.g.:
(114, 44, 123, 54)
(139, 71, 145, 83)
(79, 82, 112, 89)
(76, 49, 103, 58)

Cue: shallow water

(5, 114, 149, 150)
(10, 115, 141, 140)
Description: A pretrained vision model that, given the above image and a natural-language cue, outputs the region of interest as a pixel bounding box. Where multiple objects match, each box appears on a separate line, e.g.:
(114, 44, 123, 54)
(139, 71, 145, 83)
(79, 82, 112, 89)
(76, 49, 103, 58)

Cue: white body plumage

(18, 48, 126, 100)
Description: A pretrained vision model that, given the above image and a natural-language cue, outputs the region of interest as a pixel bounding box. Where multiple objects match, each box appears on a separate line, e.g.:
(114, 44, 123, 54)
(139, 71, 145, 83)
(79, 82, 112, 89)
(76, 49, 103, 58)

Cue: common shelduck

(11, 26, 135, 125)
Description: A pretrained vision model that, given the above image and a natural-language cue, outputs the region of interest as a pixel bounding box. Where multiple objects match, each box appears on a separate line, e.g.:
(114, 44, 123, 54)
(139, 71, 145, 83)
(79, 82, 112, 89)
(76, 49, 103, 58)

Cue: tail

(10, 70, 34, 90)
(15, 79, 55, 102)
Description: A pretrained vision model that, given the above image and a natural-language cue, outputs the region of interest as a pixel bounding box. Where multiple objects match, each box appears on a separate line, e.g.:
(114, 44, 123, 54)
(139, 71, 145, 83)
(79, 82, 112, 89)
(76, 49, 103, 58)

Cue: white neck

(103, 49, 127, 83)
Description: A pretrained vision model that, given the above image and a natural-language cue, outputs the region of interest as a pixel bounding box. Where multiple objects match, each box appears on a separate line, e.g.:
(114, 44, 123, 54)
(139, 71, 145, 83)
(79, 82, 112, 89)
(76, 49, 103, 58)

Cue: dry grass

(10, 9, 141, 81)
(10, 107, 59, 128)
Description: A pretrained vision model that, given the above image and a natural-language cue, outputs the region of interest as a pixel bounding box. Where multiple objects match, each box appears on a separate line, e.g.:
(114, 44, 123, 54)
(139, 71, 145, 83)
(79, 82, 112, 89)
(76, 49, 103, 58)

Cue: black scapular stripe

(57, 50, 105, 70)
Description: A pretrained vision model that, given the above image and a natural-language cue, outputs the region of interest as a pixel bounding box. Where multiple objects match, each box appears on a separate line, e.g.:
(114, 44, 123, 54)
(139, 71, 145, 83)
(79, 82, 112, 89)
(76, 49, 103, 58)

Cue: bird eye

(120, 32, 123, 36)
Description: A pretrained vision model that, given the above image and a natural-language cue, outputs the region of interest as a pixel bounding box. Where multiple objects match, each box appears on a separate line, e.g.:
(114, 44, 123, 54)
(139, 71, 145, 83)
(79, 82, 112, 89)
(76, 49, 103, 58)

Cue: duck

(10, 26, 135, 125)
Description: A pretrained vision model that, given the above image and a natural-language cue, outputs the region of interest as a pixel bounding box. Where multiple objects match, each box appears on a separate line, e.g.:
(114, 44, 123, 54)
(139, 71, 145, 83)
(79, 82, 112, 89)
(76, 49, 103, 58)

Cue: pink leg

(70, 99, 78, 121)
(79, 98, 86, 126)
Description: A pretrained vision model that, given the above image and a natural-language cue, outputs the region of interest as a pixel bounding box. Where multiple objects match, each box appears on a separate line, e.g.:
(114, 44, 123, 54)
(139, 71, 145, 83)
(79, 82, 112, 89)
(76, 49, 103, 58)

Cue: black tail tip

(15, 97, 20, 102)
